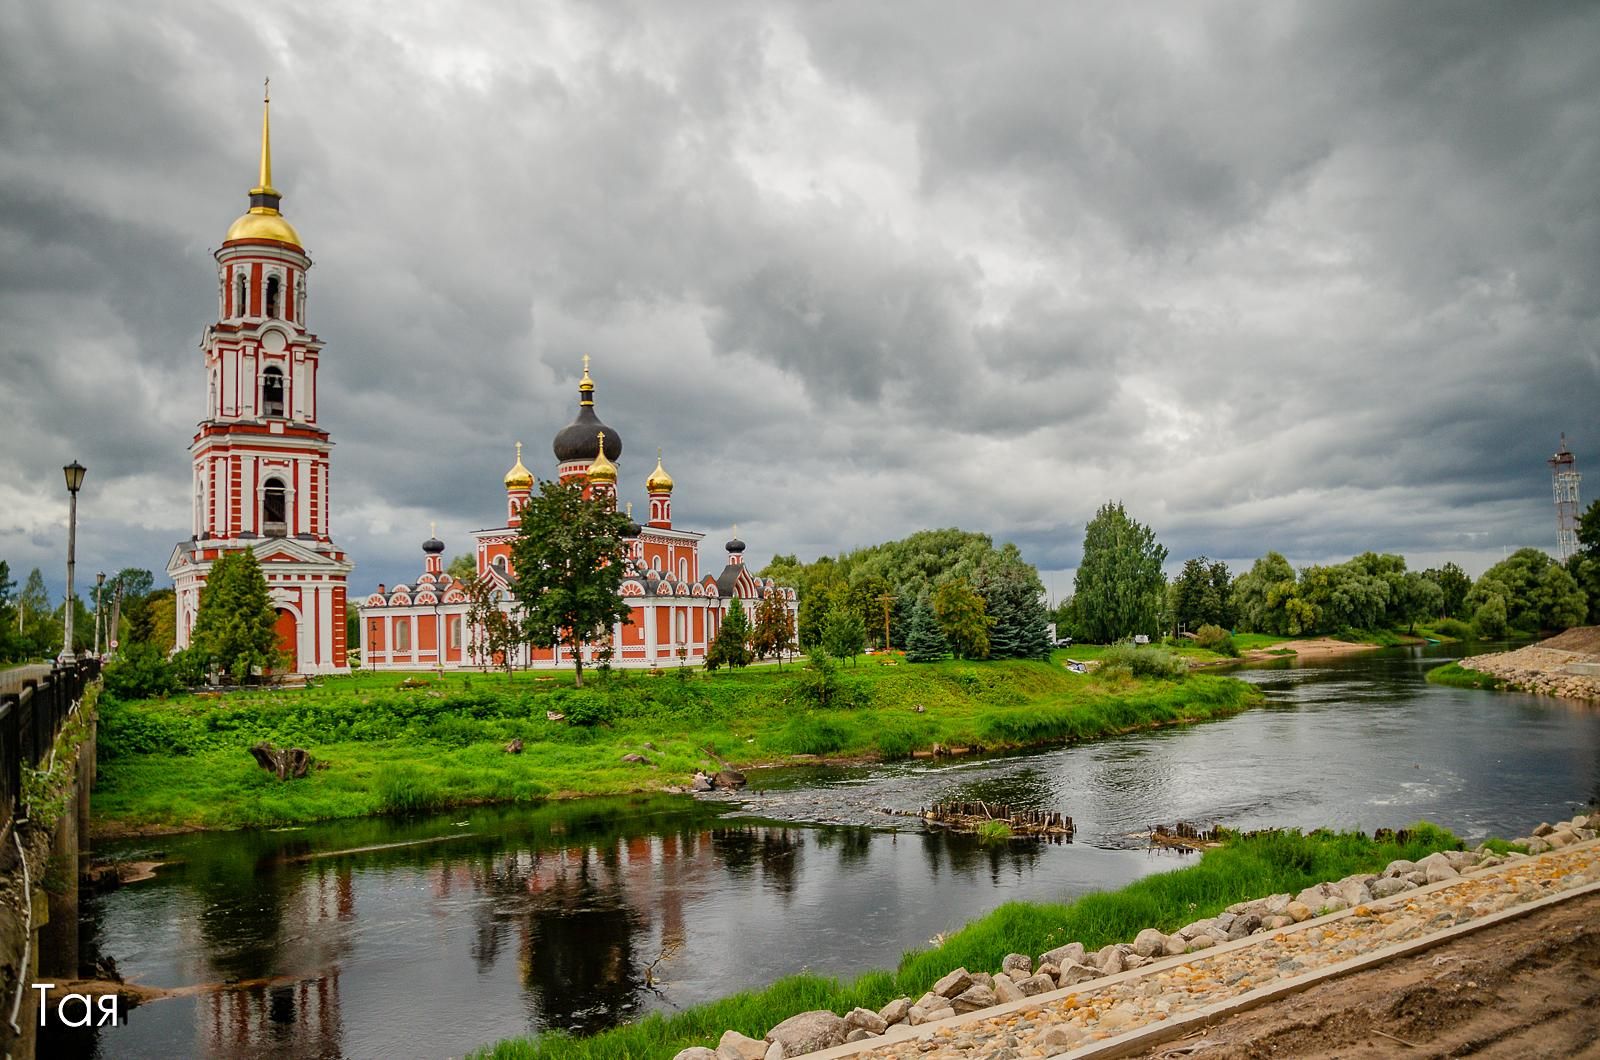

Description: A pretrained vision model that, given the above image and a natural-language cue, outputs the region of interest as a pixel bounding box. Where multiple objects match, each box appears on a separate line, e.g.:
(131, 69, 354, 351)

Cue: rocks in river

(933, 967, 974, 999)
(714, 768, 747, 790)
(690, 771, 715, 792)
(715, 1030, 768, 1060)
(765, 1010, 845, 1053)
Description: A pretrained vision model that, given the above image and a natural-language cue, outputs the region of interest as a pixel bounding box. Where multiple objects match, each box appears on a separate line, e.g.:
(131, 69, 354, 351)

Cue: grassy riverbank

(1425, 662, 1507, 691)
(93, 655, 1260, 834)
(475, 824, 1459, 1060)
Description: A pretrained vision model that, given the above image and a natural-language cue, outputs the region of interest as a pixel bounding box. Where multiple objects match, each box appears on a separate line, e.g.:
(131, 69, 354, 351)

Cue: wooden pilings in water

(911, 800, 1075, 840)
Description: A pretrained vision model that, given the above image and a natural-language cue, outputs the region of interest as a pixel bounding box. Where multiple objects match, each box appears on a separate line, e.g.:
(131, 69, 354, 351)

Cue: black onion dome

(624, 517, 642, 538)
(725, 535, 746, 554)
(422, 535, 445, 555)
(552, 370, 623, 463)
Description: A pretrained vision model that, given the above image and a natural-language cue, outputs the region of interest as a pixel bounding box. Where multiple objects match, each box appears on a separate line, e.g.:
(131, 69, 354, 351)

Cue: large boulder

(714, 768, 748, 790)
(843, 1007, 888, 1036)
(992, 973, 1025, 1004)
(1039, 942, 1086, 967)
(1370, 876, 1411, 900)
(1132, 928, 1169, 958)
(765, 1011, 846, 1054)
(932, 968, 974, 999)
(1094, 944, 1127, 975)
(1056, 961, 1100, 987)
(1416, 852, 1459, 883)
(672, 1049, 719, 1060)
(877, 997, 911, 1026)
(1001, 952, 1033, 978)
(716, 1030, 768, 1060)
(1016, 973, 1057, 996)
(950, 984, 996, 1013)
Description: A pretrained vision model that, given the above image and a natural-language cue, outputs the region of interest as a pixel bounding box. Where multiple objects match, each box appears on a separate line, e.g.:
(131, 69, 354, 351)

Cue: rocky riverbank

(1459, 625, 1600, 702)
(672, 815, 1599, 1060)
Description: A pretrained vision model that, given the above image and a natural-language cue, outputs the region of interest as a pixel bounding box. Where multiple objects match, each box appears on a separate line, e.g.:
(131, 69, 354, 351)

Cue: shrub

(102, 643, 180, 701)
(553, 688, 616, 727)
(794, 650, 840, 708)
(1432, 617, 1471, 640)
(1096, 643, 1187, 679)
(1192, 624, 1239, 657)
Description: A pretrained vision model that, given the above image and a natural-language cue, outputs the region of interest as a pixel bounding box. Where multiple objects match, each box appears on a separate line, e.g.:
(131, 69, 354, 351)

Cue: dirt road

(1127, 890, 1600, 1060)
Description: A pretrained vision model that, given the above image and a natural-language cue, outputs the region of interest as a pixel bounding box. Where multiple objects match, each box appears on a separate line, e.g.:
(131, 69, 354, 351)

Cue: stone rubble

(670, 815, 1600, 1060)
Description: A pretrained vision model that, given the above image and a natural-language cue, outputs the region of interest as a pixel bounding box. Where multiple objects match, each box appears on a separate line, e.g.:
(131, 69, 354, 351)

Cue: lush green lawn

(474, 824, 1458, 1060)
(1424, 661, 1507, 691)
(94, 656, 1259, 833)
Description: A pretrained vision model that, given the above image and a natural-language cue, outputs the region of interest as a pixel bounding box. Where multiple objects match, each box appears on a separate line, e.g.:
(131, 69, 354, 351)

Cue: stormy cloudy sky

(2, 1, 1596, 599)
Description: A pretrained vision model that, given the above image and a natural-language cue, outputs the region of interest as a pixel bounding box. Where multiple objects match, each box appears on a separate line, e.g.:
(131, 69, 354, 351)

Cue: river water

(60, 644, 1600, 1059)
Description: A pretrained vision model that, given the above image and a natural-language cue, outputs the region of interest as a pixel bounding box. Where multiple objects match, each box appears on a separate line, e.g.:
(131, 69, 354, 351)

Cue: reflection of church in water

(359, 358, 797, 670)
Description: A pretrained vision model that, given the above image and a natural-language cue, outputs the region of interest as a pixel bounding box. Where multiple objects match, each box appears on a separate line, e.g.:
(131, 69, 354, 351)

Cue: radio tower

(1549, 434, 1581, 562)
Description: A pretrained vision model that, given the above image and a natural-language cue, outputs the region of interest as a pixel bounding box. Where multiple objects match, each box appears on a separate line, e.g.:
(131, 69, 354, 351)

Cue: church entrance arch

(274, 608, 298, 672)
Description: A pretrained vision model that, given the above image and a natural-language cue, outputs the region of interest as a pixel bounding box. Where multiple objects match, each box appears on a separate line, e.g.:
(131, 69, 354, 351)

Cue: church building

(359, 361, 797, 670)
(167, 90, 353, 674)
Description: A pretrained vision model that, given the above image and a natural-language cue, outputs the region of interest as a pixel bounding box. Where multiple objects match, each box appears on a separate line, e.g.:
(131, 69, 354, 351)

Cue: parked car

(1054, 637, 1073, 647)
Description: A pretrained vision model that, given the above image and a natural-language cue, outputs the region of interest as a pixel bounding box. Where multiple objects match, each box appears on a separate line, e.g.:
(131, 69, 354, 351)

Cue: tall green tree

(507, 480, 634, 688)
(1466, 548, 1586, 635)
(1232, 552, 1317, 635)
(1072, 502, 1168, 642)
(975, 556, 1052, 659)
(17, 567, 55, 657)
(1172, 556, 1234, 631)
(1394, 571, 1445, 633)
(932, 579, 992, 659)
(749, 593, 795, 665)
(904, 597, 948, 662)
(1422, 562, 1472, 619)
(0, 561, 18, 662)
(707, 599, 754, 670)
(821, 600, 867, 666)
(190, 549, 281, 682)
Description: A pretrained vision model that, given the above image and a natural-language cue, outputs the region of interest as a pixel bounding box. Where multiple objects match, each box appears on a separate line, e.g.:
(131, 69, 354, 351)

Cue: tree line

(1054, 499, 1600, 644)
(0, 561, 175, 663)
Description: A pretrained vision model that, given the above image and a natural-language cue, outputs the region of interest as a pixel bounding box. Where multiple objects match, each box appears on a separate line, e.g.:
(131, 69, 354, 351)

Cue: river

(57, 644, 1600, 1059)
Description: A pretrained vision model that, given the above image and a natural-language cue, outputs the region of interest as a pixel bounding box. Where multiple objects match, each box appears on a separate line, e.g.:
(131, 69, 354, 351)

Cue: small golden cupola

(224, 80, 304, 248)
(587, 431, 618, 484)
(504, 441, 535, 490)
(646, 448, 675, 494)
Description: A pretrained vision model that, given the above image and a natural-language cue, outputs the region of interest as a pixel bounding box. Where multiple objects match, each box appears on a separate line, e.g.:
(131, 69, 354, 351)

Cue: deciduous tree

(932, 579, 991, 659)
(1422, 562, 1472, 619)
(750, 593, 795, 665)
(507, 480, 634, 688)
(1072, 502, 1167, 642)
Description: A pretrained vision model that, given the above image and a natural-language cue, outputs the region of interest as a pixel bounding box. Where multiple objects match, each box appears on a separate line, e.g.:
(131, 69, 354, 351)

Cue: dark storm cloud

(2, 0, 1596, 598)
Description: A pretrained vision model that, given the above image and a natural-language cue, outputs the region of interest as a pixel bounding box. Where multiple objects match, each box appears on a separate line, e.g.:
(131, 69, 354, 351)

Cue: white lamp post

(60, 460, 87, 664)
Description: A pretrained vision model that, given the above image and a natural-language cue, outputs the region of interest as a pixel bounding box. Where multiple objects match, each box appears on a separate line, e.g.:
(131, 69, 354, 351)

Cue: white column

(645, 602, 657, 661)
(318, 587, 334, 670)
(297, 457, 311, 535)
(385, 614, 393, 668)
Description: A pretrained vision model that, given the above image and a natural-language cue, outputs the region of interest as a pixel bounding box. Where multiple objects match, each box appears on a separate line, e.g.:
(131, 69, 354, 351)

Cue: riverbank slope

(1450, 626, 1600, 702)
(93, 656, 1259, 835)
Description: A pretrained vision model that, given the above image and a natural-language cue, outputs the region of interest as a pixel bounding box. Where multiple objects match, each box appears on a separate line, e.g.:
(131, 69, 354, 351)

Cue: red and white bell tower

(168, 85, 353, 674)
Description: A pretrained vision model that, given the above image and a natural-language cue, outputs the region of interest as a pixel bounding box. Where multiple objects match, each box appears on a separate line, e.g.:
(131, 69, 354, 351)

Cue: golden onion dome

(225, 209, 303, 247)
(504, 441, 535, 490)
(587, 431, 618, 484)
(223, 83, 304, 249)
(646, 448, 674, 493)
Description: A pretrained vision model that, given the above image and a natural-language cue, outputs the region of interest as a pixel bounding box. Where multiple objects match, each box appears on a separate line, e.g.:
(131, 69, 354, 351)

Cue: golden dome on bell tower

(587, 432, 618, 484)
(224, 80, 304, 249)
(646, 448, 674, 494)
(504, 441, 535, 490)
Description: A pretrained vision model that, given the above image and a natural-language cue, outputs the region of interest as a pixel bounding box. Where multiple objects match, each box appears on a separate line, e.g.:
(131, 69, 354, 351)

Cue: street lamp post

(94, 571, 106, 657)
(60, 460, 87, 665)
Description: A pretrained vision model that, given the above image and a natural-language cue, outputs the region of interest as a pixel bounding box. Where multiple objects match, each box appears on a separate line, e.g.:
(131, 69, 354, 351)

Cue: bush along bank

(92, 658, 1259, 834)
(474, 826, 1457, 1060)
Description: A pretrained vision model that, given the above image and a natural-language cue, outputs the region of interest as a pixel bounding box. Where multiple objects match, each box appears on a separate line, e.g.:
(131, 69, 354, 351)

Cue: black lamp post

(60, 460, 87, 664)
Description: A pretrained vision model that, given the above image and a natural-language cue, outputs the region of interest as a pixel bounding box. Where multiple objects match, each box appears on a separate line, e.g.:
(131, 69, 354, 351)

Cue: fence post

(0, 694, 17, 828)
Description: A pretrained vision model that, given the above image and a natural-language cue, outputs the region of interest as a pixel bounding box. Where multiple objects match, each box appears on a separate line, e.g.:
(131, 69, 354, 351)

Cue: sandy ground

(1125, 890, 1600, 1060)
(1240, 638, 1383, 663)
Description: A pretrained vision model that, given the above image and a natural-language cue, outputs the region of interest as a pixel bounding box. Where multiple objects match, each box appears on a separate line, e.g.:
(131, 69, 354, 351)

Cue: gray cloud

(2, 0, 1596, 602)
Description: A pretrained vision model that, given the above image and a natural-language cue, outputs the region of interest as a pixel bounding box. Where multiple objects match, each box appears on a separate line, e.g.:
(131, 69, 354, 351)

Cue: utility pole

(876, 591, 894, 652)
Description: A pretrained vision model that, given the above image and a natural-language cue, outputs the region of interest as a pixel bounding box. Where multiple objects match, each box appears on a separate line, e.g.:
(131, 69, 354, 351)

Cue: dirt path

(1125, 891, 1600, 1060)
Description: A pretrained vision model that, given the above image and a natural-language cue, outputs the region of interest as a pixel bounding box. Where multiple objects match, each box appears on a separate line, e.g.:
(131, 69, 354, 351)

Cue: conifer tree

(190, 548, 281, 682)
(904, 597, 948, 662)
(707, 599, 753, 670)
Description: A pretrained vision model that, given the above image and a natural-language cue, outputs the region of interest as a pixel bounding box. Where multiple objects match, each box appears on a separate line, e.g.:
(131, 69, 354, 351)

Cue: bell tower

(168, 84, 353, 674)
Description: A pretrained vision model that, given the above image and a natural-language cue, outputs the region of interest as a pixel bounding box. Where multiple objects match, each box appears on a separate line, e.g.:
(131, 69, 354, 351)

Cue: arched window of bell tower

(262, 366, 286, 417)
(263, 478, 288, 537)
(266, 274, 281, 318)
(235, 272, 247, 318)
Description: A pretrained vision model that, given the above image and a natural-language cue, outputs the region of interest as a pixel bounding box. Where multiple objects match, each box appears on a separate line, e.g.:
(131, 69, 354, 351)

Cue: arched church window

(678, 558, 688, 581)
(262, 366, 285, 417)
(235, 273, 247, 317)
(263, 478, 288, 537)
(265, 274, 281, 318)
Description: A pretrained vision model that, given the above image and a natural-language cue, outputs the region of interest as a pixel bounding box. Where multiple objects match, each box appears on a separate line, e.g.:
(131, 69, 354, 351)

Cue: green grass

(473, 824, 1459, 1060)
(1425, 662, 1506, 691)
(94, 657, 1261, 833)
(975, 820, 1013, 845)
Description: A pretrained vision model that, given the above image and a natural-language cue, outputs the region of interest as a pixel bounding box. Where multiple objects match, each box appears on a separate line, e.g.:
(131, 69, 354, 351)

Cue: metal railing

(0, 658, 99, 834)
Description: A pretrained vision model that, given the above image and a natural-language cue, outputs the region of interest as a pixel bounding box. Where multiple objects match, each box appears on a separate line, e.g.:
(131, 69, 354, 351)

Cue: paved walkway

(0, 664, 54, 698)
(809, 839, 1600, 1060)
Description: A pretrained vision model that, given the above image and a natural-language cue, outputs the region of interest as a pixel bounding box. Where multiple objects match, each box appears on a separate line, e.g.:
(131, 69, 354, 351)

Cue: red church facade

(167, 92, 352, 674)
(359, 362, 796, 671)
